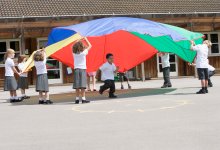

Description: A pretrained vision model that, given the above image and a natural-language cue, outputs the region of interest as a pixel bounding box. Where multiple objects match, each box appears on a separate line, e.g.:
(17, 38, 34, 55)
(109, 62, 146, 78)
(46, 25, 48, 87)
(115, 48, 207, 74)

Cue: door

(157, 53, 178, 77)
(37, 38, 63, 84)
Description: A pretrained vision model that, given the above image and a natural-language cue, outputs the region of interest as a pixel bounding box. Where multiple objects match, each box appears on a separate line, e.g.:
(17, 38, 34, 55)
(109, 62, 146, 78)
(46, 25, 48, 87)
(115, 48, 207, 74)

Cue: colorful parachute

(24, 17, 204, 73)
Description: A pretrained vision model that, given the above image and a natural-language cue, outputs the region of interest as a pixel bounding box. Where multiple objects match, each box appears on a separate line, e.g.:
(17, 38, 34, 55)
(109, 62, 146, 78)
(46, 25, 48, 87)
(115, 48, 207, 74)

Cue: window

(203, 33, 220, 56)
(0, 39, 20, 66)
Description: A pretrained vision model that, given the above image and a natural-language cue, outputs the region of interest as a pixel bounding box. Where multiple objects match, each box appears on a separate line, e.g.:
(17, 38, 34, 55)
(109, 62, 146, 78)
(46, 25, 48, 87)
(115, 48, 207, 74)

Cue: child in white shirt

(99, 53, 119, 98)
(17, 55, 30, 99)
(34, 48, 53, 104)
(73, 37, 92, 104)
(191, 40, 212, 94)
(4, 49, 23, 103)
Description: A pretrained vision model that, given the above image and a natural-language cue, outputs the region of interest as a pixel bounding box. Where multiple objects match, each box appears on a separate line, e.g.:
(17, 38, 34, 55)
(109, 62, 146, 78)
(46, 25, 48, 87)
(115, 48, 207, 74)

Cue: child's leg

(109, 81, 116, 97)
(9, 91, 14, 99)
(39, 92, 43, 100)
(21, 89, 25, 96)
(99, 80, 111, 94)
(81, 89, 86, 99)
(92, 75, 96, 90)
(87, 76, 91, 91)
(76, 89, 80, 100)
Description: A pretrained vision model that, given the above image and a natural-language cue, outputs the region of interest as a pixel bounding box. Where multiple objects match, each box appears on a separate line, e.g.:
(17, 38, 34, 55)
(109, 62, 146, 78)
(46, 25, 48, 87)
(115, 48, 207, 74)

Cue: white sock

(10, 97, 14, 100)
(76, 97, 79, 100)
(82, 97, 86, 100)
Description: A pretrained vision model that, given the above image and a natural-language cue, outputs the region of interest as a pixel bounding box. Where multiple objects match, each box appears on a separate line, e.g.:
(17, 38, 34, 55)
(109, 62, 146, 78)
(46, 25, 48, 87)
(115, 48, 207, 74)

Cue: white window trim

(203, 32, 220, 57)
(0, 39, 21, 67)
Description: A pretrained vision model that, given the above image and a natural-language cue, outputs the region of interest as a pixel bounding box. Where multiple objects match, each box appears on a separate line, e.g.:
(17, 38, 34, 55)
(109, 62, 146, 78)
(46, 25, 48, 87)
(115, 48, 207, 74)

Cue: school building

(0, 0, 220, 87)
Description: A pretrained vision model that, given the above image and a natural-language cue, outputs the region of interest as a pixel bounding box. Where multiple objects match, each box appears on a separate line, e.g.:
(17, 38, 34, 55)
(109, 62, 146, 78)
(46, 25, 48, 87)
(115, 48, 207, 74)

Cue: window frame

(203, 32, 220, 57)
(0, 39, 21, 67)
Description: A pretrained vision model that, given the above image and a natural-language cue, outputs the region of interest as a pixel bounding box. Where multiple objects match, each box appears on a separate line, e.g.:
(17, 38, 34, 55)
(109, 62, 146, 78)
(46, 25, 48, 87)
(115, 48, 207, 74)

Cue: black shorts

(197, 68, 209, 80)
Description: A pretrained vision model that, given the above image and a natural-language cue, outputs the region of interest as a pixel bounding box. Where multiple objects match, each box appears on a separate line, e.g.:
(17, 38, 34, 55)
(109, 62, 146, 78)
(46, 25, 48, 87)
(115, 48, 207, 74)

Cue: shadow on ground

(11, 88, 177, 105)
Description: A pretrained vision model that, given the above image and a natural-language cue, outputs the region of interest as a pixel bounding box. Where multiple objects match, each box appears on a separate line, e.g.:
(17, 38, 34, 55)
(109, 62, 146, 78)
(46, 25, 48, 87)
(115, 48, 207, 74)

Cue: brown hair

(72, 41, 85, 54)
(34, 51, 44, 61)
(4, 49, 15, 61)
(18, 55, 27, 63)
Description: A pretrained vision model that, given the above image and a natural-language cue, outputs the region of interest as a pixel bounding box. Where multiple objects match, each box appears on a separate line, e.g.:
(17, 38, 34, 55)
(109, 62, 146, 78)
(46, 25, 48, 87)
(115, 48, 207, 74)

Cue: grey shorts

(73, 69, 86, 89)
(4, 76, 18, 91)
(18, 77, 29, 89)
(197, 68, 209, 80)
(36, 74, 49, 92)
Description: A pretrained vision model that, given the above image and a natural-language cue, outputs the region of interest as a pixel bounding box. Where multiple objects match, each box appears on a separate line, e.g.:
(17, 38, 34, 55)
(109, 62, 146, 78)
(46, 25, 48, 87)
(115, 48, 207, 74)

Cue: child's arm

(12, 66, 20, 76)
(84, 37, 92, 50)
(114, 66, 119, 73)
(190, 40, 196, 50)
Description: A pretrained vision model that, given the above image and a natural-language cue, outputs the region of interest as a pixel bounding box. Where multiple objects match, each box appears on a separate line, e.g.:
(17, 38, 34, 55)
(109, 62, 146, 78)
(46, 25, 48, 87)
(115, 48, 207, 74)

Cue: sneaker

(168, 84, 172, 87)
(161, 84, 168, 88)
(109, 95, 117, 98)
(128, 85, 132, 89)
(82, 100, 90, 104)
(121, 85, 124, 89)
(196, 89, 206, 94)
(205, 89, 208, 93)
(75, 100, 80, 104)
(44, 100, 53, 104)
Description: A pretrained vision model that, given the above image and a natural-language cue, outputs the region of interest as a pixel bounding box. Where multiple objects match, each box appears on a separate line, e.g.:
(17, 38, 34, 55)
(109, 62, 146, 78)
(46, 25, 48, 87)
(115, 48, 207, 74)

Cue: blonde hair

(4, 49, 15, 61)
(203, 40, 212, 48)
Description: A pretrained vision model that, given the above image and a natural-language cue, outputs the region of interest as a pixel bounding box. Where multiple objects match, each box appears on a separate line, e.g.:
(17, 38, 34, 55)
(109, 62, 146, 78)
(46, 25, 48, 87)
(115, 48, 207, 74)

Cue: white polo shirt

(161, 53, 170, 68)
(34, 53, 47, 75)
(192, 44, 209, 68)
(5, 58, 15, 76)
(100, 62, 116, 81)
(208, 64, 215, 72)
(18, 62, 28, 77)
(73, 49, 88, 69)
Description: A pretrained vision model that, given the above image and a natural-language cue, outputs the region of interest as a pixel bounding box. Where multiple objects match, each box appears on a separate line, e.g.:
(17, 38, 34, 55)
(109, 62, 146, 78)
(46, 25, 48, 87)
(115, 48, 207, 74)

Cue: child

(190, 40, 212, 94)
(118, 72, 131, 89)
(4, 49, 23, 103)
(158, 52, 172, 88)
(99, 53, 119, 98)
(73, 37, 92, 104)
(34, 48, 53, 104)
(17, 55, 30, 99)
(207, 64, 215, 87)
(87, 71, 97, 91)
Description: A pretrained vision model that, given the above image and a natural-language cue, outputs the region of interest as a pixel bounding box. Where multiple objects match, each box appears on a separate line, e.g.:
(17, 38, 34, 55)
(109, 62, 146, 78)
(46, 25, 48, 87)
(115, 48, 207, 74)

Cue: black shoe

(82, 100, 90, 104)
(121, 85, 124, 89)
(38, 100, 45, 104)
(23, 96, 30, 99)
(206, 89, 208, 93)
(161, 84, 168, 88)
(168, 84, 172, 87)
(208, 84, 213, 87)
(109, 95, 117, 98)
(44, 100, 53, 104)
(196, 89, 206, 94)
(10, 99, 15, 103)
(75, 100, 80, 104)
(99, 87, 103, 95)
(128, 85, 131, 89)
(13, 97, 23, 102)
